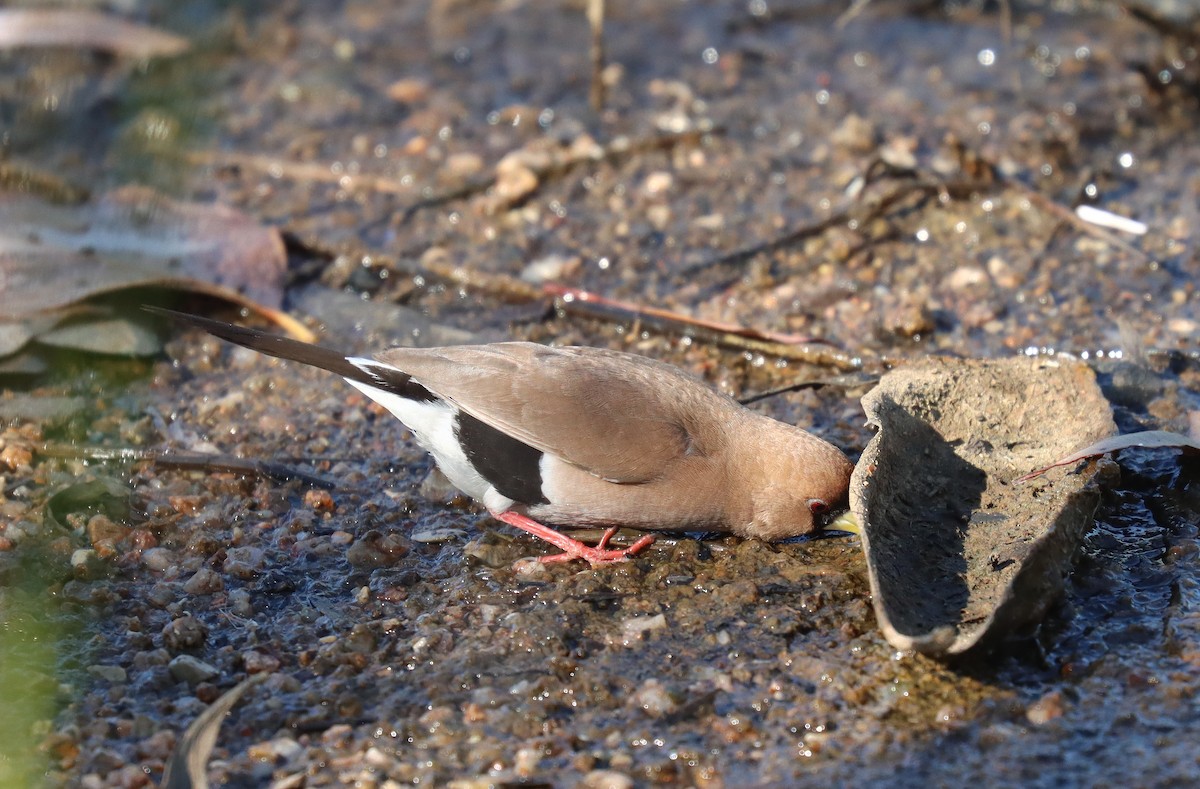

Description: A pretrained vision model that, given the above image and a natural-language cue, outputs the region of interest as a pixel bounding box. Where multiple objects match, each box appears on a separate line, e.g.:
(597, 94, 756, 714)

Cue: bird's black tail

(143, 306, 434, 401)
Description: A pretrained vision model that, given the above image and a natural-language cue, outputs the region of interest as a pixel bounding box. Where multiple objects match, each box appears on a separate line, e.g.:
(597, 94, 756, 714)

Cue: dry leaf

(0, 9, 187, 58)
(1017, 430, 1200, 482)
(160, 675, 265, 789)
(0, 186, 286, 315)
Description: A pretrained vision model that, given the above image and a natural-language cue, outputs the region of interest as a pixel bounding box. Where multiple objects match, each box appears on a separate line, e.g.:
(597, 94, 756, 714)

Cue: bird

(146, 307, 856, 565)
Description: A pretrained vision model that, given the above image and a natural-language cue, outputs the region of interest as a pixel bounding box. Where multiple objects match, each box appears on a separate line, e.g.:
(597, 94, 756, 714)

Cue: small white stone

(580, 769, 634, 789)
(410, 528, 467, 544)
(643, 170, 674, 196)
(619, 614, 667, 645)
(520, 254, 580, 284)
(944, 265, 988, 291)
(141, 547, 176, 572)
(630, 679, 677, 718)
(168, 654, 219, 685)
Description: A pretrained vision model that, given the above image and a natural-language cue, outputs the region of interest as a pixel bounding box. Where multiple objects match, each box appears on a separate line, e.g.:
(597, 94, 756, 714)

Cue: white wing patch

(343, 375, 513, 512)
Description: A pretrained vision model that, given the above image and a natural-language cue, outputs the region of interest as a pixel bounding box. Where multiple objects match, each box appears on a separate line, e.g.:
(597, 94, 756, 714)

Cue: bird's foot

(538, 530, 657, 564)
(493, 512, 656, 566)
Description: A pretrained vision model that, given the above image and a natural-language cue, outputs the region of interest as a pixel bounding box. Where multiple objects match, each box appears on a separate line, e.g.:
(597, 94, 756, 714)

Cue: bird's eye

(808, 499, 829, 515)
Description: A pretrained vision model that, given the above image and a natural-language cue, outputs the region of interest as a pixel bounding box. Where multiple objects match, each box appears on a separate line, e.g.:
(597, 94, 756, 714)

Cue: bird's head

(739, 426, 855, 541)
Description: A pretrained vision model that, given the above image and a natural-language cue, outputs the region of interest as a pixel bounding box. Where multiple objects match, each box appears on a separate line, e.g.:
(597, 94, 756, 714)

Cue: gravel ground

(1, 1, 1198, 787)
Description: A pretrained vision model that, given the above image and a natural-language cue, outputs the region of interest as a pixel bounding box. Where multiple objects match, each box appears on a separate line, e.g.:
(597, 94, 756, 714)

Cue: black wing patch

(454, 411, 548, 505)
(350, 361, 438, 403)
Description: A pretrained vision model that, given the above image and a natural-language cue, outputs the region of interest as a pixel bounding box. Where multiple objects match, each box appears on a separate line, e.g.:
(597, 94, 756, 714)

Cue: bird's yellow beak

(825, 511, 861, 536)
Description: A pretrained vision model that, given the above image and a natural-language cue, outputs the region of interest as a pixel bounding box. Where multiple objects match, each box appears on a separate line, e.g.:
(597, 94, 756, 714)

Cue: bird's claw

(493, 511, 656, 566)
(538, 532, 657, 565)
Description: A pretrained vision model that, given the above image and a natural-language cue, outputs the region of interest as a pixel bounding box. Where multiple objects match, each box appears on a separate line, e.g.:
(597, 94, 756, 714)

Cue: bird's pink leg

(594, 527, 619, 550)
(492, 511, 655, 565)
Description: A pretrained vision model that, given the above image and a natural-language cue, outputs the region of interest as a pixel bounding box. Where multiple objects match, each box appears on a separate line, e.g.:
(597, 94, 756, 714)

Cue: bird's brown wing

(373, 342, 732, 483)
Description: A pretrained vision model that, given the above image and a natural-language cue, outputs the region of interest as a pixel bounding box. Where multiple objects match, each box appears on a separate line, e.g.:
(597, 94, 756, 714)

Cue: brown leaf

(0, 9, 188, 58)
(0, 186, 286, 316)
(160, 675, 265, 789)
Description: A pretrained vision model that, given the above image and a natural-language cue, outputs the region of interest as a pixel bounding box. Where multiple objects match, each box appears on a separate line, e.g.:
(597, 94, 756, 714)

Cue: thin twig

(543, 284, 825, 345)
(1000, 177, 1155, 265)
(738, 371, 881, 405)
(190, 150, 413, 194)
(688, 147, 1153, 280)
(587, 0, 606, 113)
(36, 443, 337, 489)
(686, 174, 985, 275)
(0, 161, 89, 203)
(835, 0, 874, 28)
(287, 237, 866, 371)
(548, 287, 868, 370)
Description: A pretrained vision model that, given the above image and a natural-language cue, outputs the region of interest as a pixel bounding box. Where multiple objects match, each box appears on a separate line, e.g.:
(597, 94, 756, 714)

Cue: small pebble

(242, 650, 281, 674)
(229, 588, 254, 616)
(167, 654, 219, 685)
(363, 746, 395, 770)
(4, 520, 35, 542)
(87, 664, 128, 684)
(86, 515, 129, 546)
(647, 204, 672, 229)
(410, 527, 466, 544)
(1026, 690, 1066, 725)
(461, 538, 513, 568)
(513, 745, 543, 777)
(247, 736, 304, 764)
(944, 265, 989, 291)
(183, 567, 224, 595)
(520, 254, 581, 284)
(1168, 317, 1198, 335)
(882, 294, 935, 338)
(617, 614, 667, 646)
(0, 441, 33, 471)
(71, 549, 106, 579)
(194, 682, 220, 703)
(140, 548, 176, 572)
(223, 546, 265, 579)
(643, 170, 674, 196)
(162, 615, 207, 653)
(132, 649, 170, 669)
(89, 747, 127, 775)
(513, 558, 552, 581)
(416, 467, 459, 501)
(986, 255, 1021, 288)
(303, 489, 335, 512)
(128, 529, 157, 551)
(146, 582, 176, 608)
(345, 530, 411, 568)
(830, 113, 876, 152)
(580, 769, 635, 789)
(630, 679, 678, 718)
(491, 154, 539, 209)
(879, 135, 918, 169)
(168, 495, 204, 515)
(443, 151, 484, 179)
(137, 730, 175, 761)
(387, 77, 429, 103)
